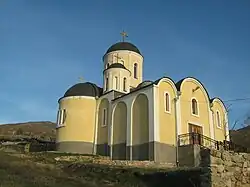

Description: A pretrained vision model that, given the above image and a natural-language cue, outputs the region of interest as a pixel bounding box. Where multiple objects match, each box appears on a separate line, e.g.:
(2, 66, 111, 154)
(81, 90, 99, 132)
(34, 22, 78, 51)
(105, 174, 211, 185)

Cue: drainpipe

(174, 91, 181, 167)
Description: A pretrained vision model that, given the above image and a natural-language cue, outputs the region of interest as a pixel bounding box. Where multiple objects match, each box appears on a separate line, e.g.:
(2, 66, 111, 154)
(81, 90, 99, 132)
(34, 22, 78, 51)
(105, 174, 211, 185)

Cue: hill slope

(0, 121, 249, 149)
(230, 126, 250, 149)
(0, 121, 56, 141)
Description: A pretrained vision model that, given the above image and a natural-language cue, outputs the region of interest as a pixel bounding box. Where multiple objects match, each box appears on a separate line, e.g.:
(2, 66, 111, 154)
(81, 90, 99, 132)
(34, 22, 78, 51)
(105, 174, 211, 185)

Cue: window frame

(191, 97, 199, 117)
(56, 109, 66, 128)
(123, 77, 127, 92)
(115, 76, 118, 90)
(216, 110, 222, 129)
(164, 91, 171, 113)
(133, 63, 138, 79)
(102, 108, 107, 127)
(106, 77, 109, 91)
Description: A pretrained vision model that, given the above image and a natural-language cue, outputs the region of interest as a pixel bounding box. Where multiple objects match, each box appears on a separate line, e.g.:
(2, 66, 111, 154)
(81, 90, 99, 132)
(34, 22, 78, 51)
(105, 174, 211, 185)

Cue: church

(56, 32, 229, 163)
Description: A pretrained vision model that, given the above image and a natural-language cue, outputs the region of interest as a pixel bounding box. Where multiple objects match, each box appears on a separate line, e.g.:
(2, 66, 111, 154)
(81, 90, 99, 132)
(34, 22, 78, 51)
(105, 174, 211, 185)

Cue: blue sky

(0, 0, 249, 129)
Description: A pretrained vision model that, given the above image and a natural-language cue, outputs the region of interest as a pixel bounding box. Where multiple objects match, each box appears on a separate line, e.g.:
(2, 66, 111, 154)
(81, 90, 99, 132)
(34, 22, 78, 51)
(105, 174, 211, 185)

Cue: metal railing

(178, 133, 250, 153)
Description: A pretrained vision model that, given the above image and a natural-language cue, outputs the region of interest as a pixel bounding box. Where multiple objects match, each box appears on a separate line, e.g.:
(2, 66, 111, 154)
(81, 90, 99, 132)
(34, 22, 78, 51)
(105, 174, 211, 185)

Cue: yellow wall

(56, 97, 96, 143)
(104, 51, 143, 88)
(96, 98, 109, 144)
(158, 80, 177, 145)
(179, 79, 210, 137)
(211, 99, 227, 141)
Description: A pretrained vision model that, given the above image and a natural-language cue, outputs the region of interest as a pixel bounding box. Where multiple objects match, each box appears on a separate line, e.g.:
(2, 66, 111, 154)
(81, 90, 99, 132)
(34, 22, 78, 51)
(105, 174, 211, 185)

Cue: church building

(56, 32, 229, 163)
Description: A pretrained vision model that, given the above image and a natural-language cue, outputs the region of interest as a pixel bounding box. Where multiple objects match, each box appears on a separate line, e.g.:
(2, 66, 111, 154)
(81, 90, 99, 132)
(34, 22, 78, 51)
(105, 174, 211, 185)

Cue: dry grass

(0, 146, 202, 187)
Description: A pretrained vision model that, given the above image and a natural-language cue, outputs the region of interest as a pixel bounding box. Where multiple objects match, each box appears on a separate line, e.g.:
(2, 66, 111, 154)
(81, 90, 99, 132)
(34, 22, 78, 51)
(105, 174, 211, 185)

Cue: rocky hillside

(0, 121, 56, 141)
(0, 120, 249, 149)
(230, 125, 250, 149)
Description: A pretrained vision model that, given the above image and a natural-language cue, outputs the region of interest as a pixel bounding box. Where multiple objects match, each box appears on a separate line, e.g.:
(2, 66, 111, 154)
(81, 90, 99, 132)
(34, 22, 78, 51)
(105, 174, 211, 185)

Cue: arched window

(123, 77, 127, 91)
(106, 63, 110, 68)
(106, 77, 109, 90)
(115, 76, 118, 90)
(102, 108, 107, 126)
(134, 63, 138, 79)
(191, 98, 198, 115)
(165, 92, 170, 112)
(57, 109, 66, 127)
(216, 111, 221, 128)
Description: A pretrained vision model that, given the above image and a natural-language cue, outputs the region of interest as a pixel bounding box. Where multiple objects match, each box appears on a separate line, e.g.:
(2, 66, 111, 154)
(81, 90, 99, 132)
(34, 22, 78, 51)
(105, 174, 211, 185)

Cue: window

(216, 111, 221, 128)
(106, 63, 110, 68)
(164, 92, 170, 112)
(57, 109, 66, 127)
(123, 77, 127, 91)
(115, 76, 118, 90)
(106, 77, 108, 90)
(134, 63, 138, 79)
(102, 108, 107, 126)
(191, 98, 198, 115)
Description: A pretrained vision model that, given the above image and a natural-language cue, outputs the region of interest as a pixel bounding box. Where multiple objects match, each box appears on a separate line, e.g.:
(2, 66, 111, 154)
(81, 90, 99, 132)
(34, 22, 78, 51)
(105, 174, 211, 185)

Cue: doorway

(189, 123, 203, 145)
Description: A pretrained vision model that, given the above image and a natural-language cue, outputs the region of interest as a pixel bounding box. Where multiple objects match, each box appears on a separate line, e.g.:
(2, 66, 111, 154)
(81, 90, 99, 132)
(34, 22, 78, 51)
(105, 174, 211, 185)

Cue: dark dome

(137, 80, 153, 88)
(107, 63, 127, 70)
(64, 82, 101, 97)
(106, 42, 141, 55)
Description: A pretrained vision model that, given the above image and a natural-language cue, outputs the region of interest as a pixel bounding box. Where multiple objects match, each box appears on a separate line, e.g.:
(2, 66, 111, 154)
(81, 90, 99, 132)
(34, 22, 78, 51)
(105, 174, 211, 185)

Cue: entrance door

(189, 124, 203, 145)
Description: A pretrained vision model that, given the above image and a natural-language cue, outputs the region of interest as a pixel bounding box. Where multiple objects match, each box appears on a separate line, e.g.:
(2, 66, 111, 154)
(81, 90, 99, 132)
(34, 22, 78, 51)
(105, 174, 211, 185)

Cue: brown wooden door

(189, 124, 203, 145)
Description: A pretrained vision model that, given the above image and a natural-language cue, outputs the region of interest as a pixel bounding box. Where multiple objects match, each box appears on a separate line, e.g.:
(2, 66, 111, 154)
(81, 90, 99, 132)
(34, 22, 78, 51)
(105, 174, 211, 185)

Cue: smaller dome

(64, 82, 101, 98)
(107, 63, 127, 70)
(137, 80, 153, 88)
(106, 42, 141, 55)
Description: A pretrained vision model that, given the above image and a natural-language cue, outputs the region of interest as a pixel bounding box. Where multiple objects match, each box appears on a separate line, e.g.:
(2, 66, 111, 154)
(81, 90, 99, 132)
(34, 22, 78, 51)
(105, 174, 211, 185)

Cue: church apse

(132, 94, 149, 160)
(112, 102, 127, 160)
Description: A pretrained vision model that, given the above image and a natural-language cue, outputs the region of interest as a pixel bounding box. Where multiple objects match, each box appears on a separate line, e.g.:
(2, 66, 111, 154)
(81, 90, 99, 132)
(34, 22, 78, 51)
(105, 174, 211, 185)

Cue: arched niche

(112, 102, 127, 160)
(132, 93, 149, 160)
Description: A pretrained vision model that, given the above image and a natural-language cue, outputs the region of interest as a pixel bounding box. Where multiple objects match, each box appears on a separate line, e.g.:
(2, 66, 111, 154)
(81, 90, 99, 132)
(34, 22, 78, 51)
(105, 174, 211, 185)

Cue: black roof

(63, 82, 102, 98)
(108, 63, 127, 69)
(105, 42, 141, 55)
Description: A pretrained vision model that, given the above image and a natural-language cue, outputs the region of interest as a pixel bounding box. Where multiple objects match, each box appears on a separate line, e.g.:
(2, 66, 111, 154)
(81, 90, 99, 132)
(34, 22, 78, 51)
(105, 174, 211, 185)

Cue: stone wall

(201, 148, 250, 187)
(178, 145, 250, 186)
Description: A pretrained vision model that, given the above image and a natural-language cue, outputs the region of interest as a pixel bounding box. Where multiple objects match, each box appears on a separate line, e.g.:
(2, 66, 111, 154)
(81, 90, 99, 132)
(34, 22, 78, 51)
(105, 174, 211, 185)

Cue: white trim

(59, 95, 95, 102)
(147, 90, 154, 142)
(179, 78, 210, 104)
(216, 110, 222, 129)
(110, 104, 116, 159)
(164, 91, 171, 114)
(191, 97, 199, 117)
(176, 95, 182, 135)
(224, 112, 230, 141)
(153, 85, 160, 142)
(209, 108, 215, 139)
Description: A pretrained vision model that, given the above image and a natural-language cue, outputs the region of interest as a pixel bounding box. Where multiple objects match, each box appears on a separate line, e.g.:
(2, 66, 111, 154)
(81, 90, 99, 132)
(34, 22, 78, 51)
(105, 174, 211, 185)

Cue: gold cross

(78, 76, 84, 82)
(114, 53, 121, 63)
(120, 30, 128, 42)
